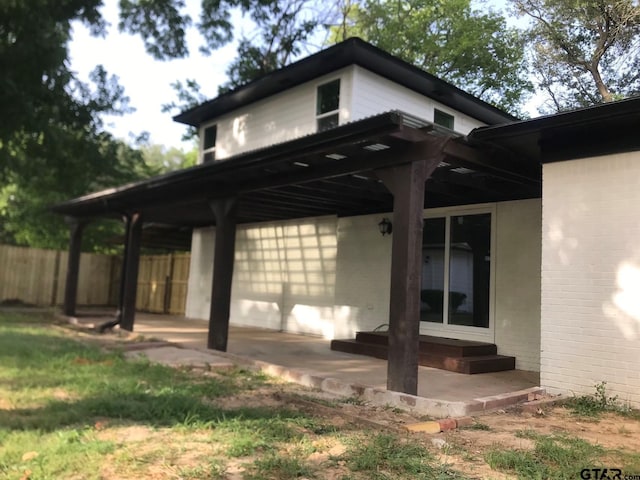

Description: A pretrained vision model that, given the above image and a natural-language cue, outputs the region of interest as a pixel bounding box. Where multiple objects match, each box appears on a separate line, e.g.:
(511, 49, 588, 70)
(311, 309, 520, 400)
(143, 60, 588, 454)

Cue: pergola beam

(443, 141, 540, 185)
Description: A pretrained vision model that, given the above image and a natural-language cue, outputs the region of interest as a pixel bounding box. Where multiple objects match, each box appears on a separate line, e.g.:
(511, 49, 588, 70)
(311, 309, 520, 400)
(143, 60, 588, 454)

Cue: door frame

(419, 203, 496, 343)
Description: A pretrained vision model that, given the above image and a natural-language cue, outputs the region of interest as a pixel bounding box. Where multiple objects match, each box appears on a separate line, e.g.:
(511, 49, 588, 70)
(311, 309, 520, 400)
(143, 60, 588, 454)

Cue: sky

(69, 1, 243, 151)
(68, 0, 523, 152)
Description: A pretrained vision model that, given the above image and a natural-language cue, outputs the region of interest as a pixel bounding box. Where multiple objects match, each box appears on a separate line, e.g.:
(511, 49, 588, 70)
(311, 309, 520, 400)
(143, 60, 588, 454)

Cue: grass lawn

(0, 312, 464, 479)
(1, 311, 640, 480)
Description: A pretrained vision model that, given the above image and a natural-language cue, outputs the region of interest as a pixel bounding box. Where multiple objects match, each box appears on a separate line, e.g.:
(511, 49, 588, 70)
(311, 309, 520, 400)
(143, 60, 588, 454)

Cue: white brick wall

(494, 199, 541, 371)
(542, 152, 640, 407)
(186, 202, 542, 373)
(186, 217, 339, 336)
(333, 214, 393, 338)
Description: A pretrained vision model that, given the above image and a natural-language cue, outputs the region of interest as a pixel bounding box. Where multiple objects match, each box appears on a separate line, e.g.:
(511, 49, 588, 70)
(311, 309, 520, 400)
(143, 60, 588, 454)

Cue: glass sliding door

(420, 217, 446, 323)
(448, 213, 491, 328)
(420, 211, 493, 338)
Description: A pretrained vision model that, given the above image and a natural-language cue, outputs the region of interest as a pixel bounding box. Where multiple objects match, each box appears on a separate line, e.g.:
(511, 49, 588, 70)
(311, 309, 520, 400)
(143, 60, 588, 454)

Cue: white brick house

(54, 38, 640, 405)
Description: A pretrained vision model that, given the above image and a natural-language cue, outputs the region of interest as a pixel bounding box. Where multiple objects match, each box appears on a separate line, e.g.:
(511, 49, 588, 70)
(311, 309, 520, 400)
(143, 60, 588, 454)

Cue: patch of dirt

(212, 387, 285, 410)
(431, 406, 640, 480)
(451, 407, 640, 452)
(95, 424, 158, 443)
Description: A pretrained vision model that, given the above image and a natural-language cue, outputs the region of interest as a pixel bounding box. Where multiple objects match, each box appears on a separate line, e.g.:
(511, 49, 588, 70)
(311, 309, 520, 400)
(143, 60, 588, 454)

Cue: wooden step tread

(354, 331, 496, 357)
(330, 338, 515, 375)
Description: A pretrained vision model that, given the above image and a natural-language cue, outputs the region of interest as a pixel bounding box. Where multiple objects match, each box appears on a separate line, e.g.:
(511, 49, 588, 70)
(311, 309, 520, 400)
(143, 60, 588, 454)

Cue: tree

(161, 0, 334, 118)
(511, 0, 640, 112)
(141, 143, 198, 172)
(329, 0, 533, 116)
(219, 0, 324, 93)
(0, 1, 155, 251)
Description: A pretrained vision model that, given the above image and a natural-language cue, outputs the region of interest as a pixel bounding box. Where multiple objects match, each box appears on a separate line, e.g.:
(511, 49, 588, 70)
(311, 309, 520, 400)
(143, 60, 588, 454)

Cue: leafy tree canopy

(0, 1, 197, 251)
(329, 0, 533, 116)
(511, 0, 640, 113)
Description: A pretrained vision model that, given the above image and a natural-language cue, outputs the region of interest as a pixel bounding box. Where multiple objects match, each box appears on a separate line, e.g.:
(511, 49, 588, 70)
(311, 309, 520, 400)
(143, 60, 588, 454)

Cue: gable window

(316, 79, 340, 132)
(434, 109, 455, 130)
(202, 124, 217, 162)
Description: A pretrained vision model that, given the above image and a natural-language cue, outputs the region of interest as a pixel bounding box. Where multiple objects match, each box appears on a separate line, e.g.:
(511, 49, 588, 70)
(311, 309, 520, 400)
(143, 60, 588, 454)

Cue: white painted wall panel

(186, 201, 542, 375)
(542, 152, 640, 407)
(333, 214, 393, 339)
(280, 217, 338, 337)
(494, 199, 542, 371)
(351, 66, 486, 134)
(185, 227, 214, 320)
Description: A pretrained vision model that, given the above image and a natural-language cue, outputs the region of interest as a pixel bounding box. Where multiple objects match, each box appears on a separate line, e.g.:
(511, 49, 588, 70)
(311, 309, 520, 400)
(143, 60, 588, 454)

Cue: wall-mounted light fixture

(378, 218, 393, 236)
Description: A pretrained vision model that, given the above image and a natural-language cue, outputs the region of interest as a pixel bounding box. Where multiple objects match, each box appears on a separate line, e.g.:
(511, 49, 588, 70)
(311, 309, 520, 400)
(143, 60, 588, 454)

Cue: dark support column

(63, 217, 87, 316)
(120, 213, 143, 332)
(376, 143, 444, 395)
(116, 215, 133, 323)
(208, 197, 238, 351)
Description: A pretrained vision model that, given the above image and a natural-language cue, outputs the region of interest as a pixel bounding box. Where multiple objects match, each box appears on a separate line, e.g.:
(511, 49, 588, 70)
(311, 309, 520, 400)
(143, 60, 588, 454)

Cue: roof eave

(173, 38, 516, 128)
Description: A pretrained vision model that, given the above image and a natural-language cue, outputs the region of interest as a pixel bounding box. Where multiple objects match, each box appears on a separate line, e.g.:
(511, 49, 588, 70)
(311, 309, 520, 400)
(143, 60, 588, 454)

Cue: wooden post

(376, 142, 444, 395)
(51, 250, 61, 306)
(120, 213, 143, 331)
(63, 217, 86, 316)
(208, 197, 238, 351)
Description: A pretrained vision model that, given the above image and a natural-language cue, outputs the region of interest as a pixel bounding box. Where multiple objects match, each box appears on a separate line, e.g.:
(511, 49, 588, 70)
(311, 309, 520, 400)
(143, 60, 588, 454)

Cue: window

(421, 213, 491, 329)
(316, 79, 340, 131)
(202, 125, 217, 162)
(434, 109, 455, 130)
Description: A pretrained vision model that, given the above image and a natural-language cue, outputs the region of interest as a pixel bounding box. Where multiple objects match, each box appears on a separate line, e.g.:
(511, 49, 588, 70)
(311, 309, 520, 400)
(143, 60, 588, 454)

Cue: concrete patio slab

(67, 310, 543, 418)
(124, 346, 235, 369)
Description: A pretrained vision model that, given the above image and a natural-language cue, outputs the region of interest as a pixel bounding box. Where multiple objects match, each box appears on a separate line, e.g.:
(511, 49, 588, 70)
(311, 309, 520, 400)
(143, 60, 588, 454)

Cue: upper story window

(202, 124, 217, 162)
(434, 109, 455, 130)
(316, 79, 340, 131)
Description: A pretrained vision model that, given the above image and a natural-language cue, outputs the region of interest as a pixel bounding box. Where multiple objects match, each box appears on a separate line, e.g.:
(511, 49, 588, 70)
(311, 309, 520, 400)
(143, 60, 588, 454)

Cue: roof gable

(173, 38, 517, 128)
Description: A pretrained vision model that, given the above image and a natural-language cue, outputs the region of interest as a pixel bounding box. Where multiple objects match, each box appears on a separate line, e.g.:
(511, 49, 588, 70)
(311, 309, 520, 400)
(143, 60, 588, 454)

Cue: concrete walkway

(73, 311, 542, 417)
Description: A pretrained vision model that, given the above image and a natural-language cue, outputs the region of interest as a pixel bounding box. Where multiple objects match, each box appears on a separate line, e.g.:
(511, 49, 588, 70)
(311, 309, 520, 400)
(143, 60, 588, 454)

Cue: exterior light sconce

(378, 218, 393, 236)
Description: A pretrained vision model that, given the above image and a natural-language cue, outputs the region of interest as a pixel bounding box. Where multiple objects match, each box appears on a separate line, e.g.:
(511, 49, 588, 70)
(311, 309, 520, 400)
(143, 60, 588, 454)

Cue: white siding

(541, 152, 640, 407)
(494, 199, 541, 372)
(199, 68, 354, 161)
(351, 66, 486, 135)
(196, 64, 493, 162)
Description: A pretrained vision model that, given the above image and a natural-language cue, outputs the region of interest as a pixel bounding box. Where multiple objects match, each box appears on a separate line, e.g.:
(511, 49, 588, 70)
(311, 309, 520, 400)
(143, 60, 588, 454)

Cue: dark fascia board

(173, 38, 517, 128)
(51, 111, 407, 218)
(468, 96, 640, 163)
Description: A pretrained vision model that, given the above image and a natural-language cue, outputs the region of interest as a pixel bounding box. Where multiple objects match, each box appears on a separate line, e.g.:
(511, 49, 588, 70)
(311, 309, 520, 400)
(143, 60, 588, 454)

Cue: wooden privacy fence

(0, 244, 120, 306)
(136, 253, 190, 315)
(0, 245, 190, 315)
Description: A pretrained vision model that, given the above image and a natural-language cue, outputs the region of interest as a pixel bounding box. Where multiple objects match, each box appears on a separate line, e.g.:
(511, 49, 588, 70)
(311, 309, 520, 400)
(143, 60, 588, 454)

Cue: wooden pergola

(52, 110, 541, 395)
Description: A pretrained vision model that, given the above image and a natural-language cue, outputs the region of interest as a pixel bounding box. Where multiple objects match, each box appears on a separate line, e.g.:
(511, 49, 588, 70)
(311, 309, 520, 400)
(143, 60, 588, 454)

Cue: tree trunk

(590, 65, 613, 102)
